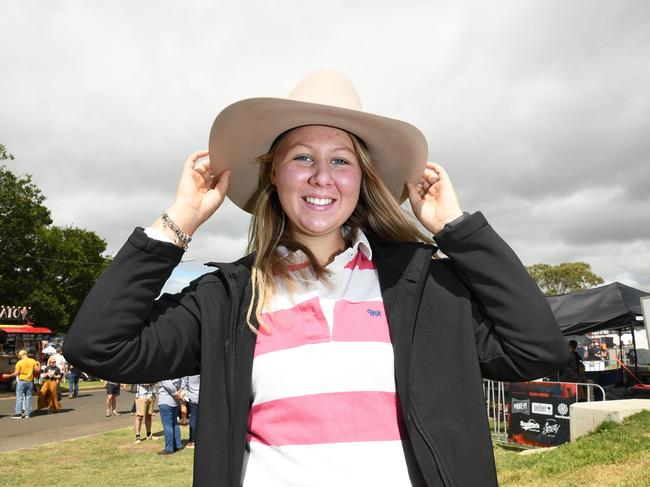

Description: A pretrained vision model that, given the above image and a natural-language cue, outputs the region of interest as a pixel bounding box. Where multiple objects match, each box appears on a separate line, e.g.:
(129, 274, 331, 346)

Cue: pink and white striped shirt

(242, 229, 414, 486)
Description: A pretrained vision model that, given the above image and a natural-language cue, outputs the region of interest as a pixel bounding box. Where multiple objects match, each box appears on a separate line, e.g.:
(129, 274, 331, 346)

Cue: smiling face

(271, 125, 362, 248)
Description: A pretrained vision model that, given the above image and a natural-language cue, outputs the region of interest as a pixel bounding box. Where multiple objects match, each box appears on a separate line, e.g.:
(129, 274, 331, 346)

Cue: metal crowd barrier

(483, 379, 607, 446)
(483, 380, 509, 444)
(572, 381, 607, 402)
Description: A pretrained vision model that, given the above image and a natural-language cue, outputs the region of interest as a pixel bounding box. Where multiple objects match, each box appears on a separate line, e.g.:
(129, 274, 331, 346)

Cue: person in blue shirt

(158, 378, 183, 454)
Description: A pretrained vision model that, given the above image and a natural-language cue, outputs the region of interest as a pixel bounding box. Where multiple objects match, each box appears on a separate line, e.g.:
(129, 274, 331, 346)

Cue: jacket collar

(365, 231, 435, 281)
(205, 252, 255, 273)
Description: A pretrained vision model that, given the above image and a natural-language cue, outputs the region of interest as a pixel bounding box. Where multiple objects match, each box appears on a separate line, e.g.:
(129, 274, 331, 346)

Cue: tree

(32, 226, 109, 328)
(0, 166, 53, 296)
(0, 144, 14, 161)
(526, 262, 604, 296)
(1, 150, 109, 332)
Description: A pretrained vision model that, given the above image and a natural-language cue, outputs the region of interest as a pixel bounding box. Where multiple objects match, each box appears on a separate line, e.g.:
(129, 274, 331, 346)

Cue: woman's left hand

(406, 162, 464, 235)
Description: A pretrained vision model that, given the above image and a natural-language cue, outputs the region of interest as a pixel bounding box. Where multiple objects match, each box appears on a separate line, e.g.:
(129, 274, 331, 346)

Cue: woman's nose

(308, 160, 333, 186)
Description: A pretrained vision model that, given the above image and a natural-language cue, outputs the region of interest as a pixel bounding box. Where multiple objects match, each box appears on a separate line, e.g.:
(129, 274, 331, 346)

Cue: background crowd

(106, 375, 201, 454)
(2, 347, 200, 456)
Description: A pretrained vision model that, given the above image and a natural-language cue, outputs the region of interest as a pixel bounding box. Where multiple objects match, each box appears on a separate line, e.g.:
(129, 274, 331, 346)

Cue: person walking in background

(104, 380, 121, 417)
(1, 349, 40, 419)
(134, 383, 157, 444)
(182, 375, 200, 448)
(38, 356, 62, 413)
(67, 363, 80, 398)
(557, 339, 585, 383)
(51, 347, 67, 402)
(51, 347, 67, 371)
(599, 342, 610, 361)
(158, 379, 183, 455)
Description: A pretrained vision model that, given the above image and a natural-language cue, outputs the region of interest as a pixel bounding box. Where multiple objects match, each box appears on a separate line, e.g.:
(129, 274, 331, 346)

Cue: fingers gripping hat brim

(209, 92, 428, 214)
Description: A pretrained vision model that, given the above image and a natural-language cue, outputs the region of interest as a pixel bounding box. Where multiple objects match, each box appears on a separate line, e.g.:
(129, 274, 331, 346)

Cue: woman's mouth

(304, 196, 334, 206)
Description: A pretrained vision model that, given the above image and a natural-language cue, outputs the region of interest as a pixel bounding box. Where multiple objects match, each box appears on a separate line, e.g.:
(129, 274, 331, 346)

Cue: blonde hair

(48, 356, 57, 366)
(245, 128, 431, 331)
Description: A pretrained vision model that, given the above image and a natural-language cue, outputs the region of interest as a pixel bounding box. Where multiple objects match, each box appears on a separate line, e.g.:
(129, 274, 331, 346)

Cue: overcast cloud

(1, 0, 649, 295)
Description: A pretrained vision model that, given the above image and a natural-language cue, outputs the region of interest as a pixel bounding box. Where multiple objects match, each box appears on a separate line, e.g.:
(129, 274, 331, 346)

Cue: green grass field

(59, 378, 105, 390)
(494, 410, 650, 487)
(1, 427, 194, 487)
(1, 410, 649, 486)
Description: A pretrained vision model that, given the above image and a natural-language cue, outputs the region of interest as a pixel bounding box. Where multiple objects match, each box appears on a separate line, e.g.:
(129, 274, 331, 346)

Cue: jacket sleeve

(434, 212, 568, 381)
(63, 228, 205, 384)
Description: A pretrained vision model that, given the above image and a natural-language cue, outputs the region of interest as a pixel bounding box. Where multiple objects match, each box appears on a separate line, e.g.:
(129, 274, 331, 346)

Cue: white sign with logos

(531, 402, 553, 416)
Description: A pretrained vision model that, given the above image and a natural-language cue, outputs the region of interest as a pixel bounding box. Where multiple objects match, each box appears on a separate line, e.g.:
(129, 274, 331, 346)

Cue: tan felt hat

(208, 69, 428, 213)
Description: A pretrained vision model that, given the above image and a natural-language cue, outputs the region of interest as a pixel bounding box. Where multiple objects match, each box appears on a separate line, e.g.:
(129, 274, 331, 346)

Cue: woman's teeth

(304, 197, 333, 206)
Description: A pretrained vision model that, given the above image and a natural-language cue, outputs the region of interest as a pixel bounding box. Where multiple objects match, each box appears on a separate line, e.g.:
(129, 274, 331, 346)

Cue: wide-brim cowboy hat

(208, 69, 428, 213)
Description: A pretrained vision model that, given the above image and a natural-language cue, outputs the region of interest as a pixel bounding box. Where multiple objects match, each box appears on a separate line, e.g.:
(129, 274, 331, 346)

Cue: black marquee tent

(547, 282, 649, 336)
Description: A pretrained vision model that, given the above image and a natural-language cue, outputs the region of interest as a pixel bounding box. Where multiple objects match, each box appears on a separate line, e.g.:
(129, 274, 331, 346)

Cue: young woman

(37, 356, 62, 413)
(64, 70, 566, 487)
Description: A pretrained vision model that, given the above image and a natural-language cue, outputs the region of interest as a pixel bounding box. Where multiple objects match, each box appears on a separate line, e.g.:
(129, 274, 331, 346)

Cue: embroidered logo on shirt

(367, 309, 382, 318)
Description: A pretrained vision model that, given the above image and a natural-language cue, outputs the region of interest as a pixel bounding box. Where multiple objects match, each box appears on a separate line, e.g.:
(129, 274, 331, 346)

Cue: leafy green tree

(1, 149, 109, 332)
(32, 226, 109, 328)
(0, 144, 14, 161)
(0, 166, 53, 298)
(526, 262, 604, 296)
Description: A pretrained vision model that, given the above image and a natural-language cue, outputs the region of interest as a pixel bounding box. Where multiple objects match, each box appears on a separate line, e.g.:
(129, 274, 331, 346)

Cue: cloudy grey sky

(2, 0, 649, 294)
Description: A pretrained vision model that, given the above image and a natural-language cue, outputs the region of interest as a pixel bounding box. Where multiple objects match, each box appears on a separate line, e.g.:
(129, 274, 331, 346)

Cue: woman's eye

(332, 158, 348, 165)
(295, 154, 312, 162)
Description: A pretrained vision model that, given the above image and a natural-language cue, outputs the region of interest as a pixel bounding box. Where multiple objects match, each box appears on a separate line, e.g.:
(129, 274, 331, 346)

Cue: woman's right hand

(153, 150, 231, 239)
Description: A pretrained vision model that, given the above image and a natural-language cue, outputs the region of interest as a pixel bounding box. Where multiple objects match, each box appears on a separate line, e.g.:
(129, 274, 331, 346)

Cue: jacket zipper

(410, 405, 456, 487)
(391, 246, 449, 486)
(221, 269, 240, 487)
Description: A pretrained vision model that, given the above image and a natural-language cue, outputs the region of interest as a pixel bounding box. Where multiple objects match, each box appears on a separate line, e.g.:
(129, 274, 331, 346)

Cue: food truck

(0, 305, 52, 390)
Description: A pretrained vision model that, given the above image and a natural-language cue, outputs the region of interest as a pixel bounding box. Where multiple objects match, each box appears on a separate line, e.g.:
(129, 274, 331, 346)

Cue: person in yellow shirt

(1, 349, 41, 419)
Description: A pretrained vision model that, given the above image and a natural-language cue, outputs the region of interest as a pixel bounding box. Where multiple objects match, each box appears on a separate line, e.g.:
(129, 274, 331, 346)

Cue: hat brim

(208, 97, 428, 213)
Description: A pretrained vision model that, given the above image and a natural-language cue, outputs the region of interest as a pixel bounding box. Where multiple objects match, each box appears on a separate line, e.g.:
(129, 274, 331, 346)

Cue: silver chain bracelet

(161, 212, 192, 249)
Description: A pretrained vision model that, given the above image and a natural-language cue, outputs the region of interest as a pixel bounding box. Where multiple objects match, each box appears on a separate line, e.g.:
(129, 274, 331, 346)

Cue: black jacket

(63, 212, 567, 486)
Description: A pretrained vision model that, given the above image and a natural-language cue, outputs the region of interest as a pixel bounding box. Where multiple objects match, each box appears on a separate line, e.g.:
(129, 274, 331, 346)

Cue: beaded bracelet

(161, 212, 192, 249)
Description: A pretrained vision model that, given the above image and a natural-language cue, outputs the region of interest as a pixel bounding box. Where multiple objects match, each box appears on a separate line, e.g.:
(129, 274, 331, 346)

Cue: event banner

(508, 381, 577, 447)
